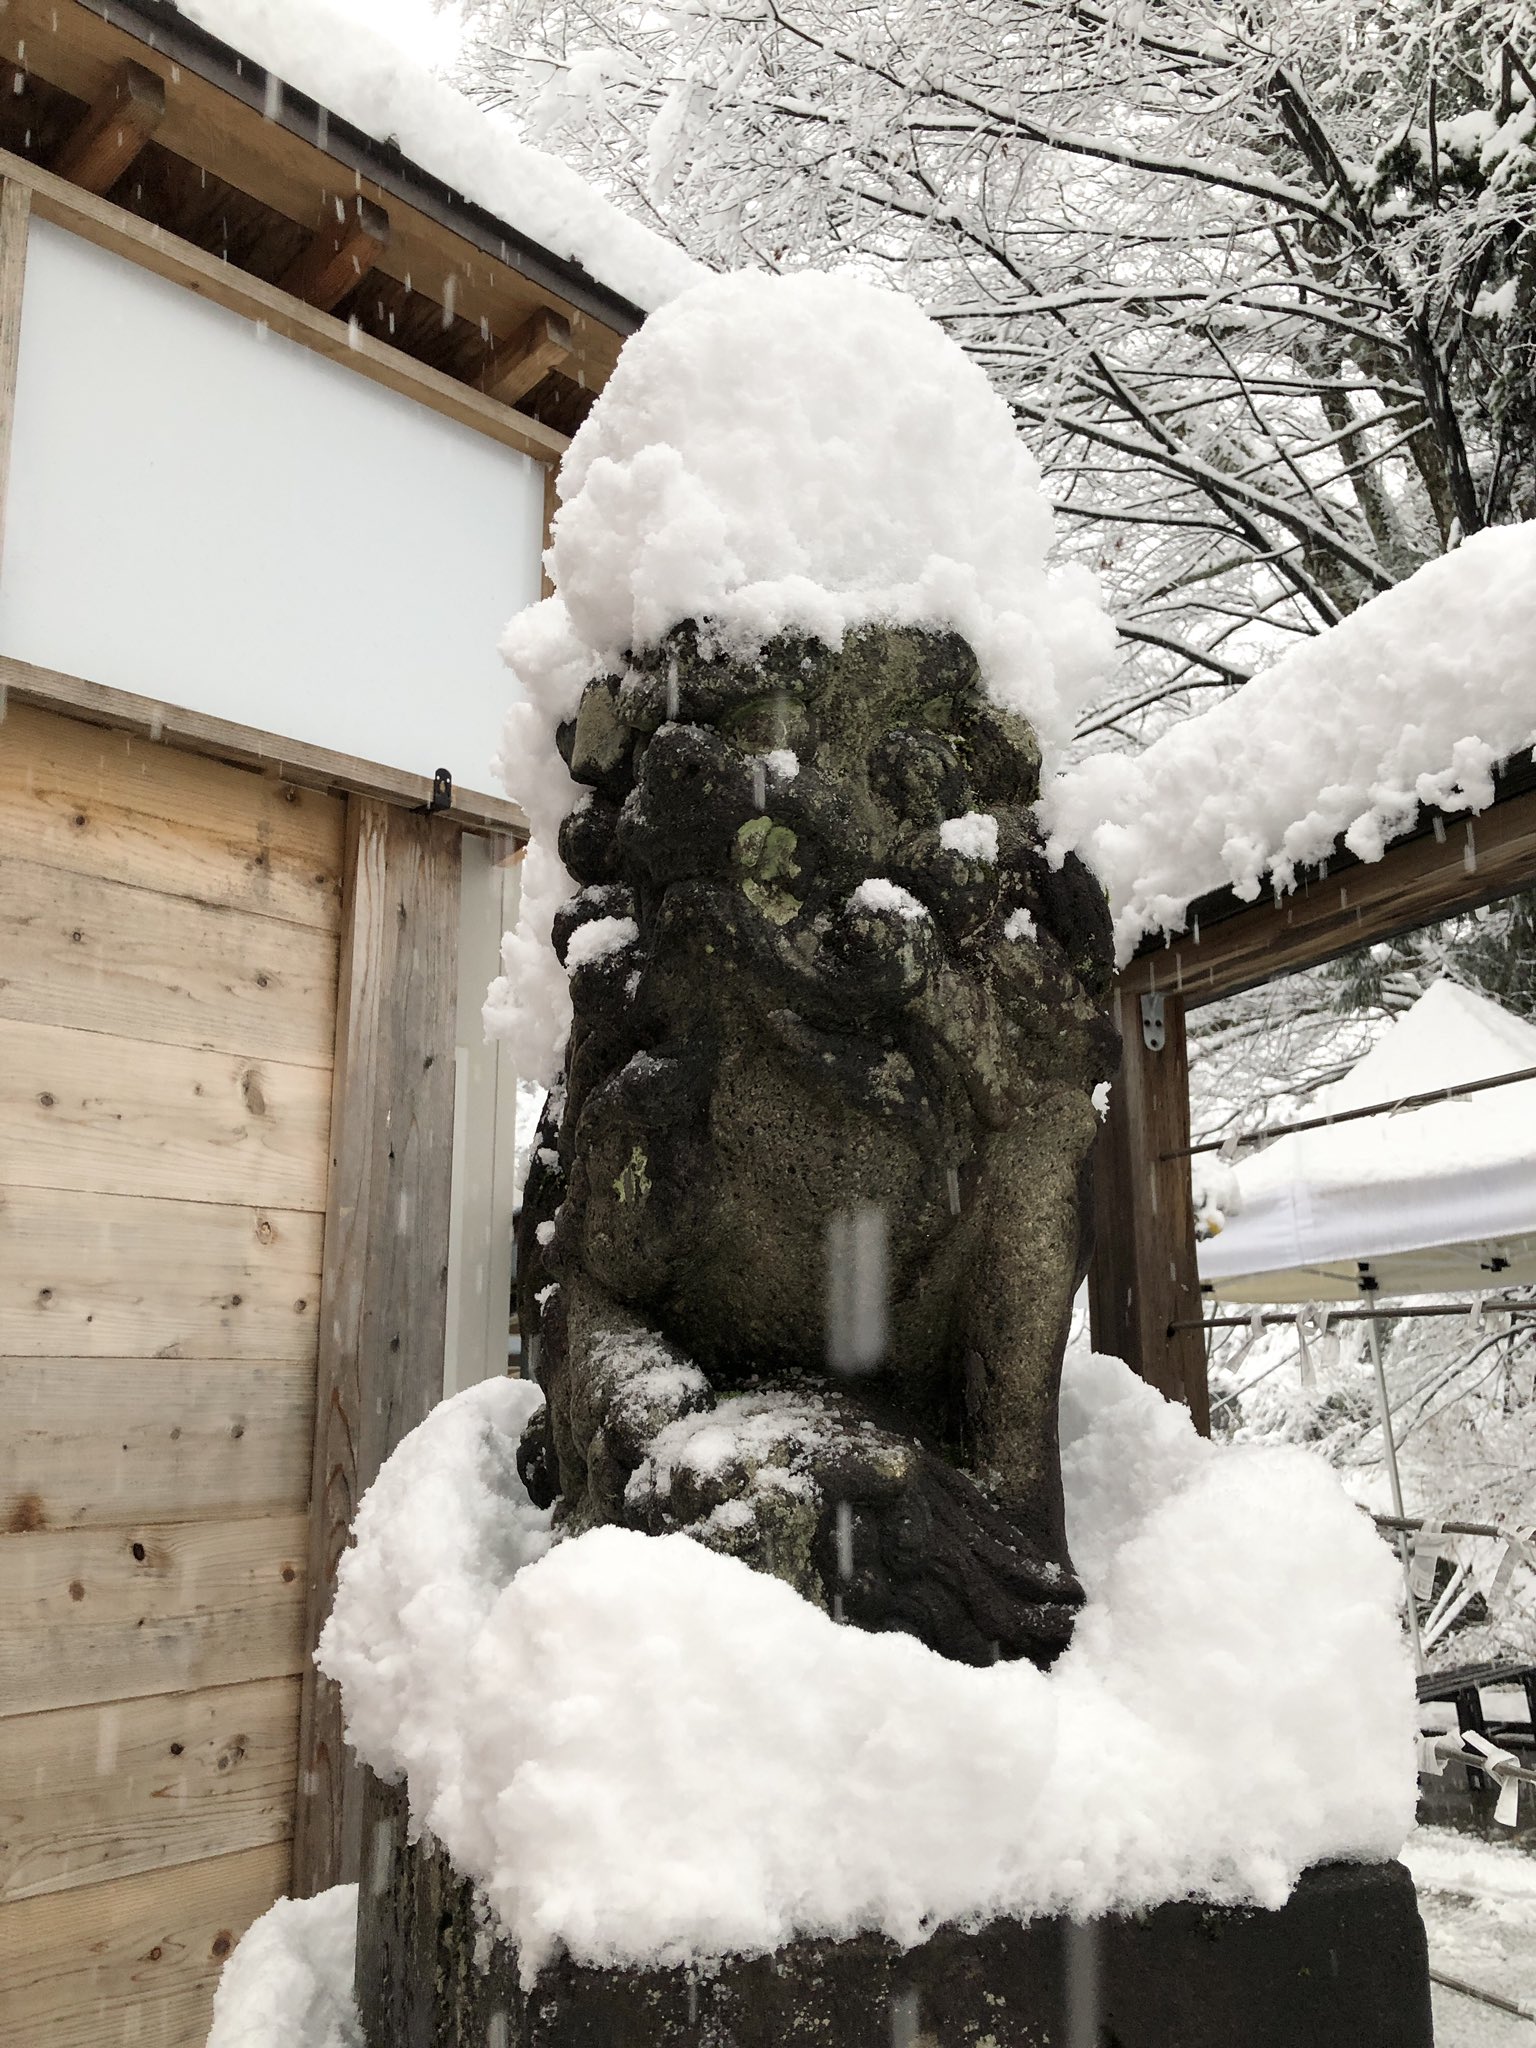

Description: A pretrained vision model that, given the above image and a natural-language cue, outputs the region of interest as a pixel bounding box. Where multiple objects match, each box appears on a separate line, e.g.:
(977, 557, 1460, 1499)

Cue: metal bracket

(419, 766, 453, 815)
(1139, 992, 1166, 1052)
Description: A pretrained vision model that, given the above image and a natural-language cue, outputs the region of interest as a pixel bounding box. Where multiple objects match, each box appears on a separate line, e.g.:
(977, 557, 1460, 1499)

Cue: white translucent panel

(444, 835, 525, 1399)
(1, 219, 541, 800)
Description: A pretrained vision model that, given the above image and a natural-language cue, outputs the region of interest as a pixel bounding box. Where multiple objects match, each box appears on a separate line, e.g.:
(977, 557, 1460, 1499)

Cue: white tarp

(1199, 980, 1536, 1304)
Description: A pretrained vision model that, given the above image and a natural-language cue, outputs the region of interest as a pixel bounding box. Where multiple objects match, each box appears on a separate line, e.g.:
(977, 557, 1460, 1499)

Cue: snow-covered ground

(205, 1885, 360, 2048)
(1411, 1827, 1536, 2044)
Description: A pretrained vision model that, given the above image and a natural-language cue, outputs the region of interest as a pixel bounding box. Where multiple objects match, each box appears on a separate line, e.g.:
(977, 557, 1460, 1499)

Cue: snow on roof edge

(134, 0, 706, 319)
(1045, 523, 1536, 964)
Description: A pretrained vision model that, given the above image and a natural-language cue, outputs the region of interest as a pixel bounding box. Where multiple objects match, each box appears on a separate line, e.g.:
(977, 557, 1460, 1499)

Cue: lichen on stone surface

(516, 621, 1118, 1669)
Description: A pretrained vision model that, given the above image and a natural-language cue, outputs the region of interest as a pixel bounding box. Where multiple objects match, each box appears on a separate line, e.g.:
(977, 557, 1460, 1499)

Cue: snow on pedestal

(272, 1349, 1413, 1996)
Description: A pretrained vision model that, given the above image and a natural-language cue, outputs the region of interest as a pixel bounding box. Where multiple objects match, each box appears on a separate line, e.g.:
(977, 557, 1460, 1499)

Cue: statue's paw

(818, 1448, 1084, 1672)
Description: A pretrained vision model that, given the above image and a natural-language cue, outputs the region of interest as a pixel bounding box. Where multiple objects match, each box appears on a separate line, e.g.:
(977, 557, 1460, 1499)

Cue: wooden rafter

(7, 0, 627, 396)
(478, 306, 572, 406)
(280, 192, 391, 314)
(52, 59, 164, 196)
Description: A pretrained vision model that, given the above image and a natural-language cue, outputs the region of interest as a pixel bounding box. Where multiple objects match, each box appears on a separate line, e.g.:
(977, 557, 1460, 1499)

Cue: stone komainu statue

(516, 623, 1118, 1669)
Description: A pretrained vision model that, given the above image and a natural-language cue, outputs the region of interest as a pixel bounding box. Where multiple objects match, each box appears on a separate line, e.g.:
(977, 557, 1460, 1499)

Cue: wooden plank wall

(0, 702, 344, 2045)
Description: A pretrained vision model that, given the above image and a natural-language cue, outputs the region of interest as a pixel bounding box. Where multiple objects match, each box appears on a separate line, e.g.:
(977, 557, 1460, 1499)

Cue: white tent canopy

(1198, 980, 1536, 1304)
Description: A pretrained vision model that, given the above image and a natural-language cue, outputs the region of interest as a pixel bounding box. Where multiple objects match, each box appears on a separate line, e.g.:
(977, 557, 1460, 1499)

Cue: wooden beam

(0, 177, 30, 576)
(1088, 986, 1208, 1429)
(2, 654, 527, 838)
(280, 192, 391, 313)
(1, 1676, 299, 1903)
(0, 1512, 307, 1717)
(0, 1839, 289, 2047)
(51, 58, 165, 196)
(1122, 784, 1536, 1009)
(292, 798, 462, 1897)
(6, 0, 627, 391)
(0, 142, 572, 467)
(479, 305, 572, 405)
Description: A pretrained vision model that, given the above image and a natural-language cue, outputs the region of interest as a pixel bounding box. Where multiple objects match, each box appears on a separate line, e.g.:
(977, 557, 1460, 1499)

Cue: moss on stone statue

(519, 621, 1118, 1671)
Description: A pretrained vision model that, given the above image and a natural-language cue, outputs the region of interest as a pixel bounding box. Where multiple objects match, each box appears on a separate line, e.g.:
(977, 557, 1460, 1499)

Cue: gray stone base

(356, 1780, 1432, 2047)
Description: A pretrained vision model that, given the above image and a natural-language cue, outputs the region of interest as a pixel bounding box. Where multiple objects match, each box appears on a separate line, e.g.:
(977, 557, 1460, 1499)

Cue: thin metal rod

(1432, 1740, 1536, 1791)
(1366, 1314, 1424, 1670)
(1185, 1301, 1536, 1331)
(1375, 1512, 1529, 1543)
(1429, 1966, 1536, 2021)
(1173, 1061, 1536, 1160)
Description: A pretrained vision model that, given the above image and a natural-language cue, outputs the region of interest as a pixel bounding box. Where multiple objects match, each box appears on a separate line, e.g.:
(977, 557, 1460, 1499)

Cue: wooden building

(0, 5, 658, 2039)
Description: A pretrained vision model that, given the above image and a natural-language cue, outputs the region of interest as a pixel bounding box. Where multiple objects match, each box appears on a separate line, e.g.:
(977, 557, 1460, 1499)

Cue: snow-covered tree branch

(459, 0, 1536, 746)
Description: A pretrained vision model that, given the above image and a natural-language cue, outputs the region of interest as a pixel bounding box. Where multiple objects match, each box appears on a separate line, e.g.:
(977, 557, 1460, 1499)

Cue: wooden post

(292, 797, 462, 1897)
(0, 177, 30, 575)
(1088, 981, 1208, 1431)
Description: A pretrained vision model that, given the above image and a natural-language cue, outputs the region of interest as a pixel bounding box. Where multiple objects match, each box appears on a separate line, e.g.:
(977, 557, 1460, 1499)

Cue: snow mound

(485, 269, 1114, 1080)
(320, 1350, 1416, 1987)
(205, 1885, 360, 2048)
(174, 0, 703, 312)
(316, 1375, 552, 1857)
(1045, 523, 1536, 960)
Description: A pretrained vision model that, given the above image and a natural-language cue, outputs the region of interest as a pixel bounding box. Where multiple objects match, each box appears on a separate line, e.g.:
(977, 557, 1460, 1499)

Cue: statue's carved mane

(517, 622, 1118, 1670)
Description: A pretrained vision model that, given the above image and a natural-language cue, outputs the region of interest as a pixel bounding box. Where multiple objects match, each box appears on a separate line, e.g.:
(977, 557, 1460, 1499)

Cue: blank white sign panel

(1, 219, 542, 798)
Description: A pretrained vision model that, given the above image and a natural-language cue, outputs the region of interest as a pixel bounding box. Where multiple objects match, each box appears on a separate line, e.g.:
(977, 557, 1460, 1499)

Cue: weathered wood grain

(294, 798, 462, 1896)
(0, 855, 340, 1066)
(0, 1513, 307, 1717)
(1, 1358, 314, 1531)
(3, 655, 528, 836)
(0, 1013, 331, 1207)
(0, 702, 345, 931)
(52, 58, 164, 194)
(0, 1839, 290, 2048)
(0, 1676, 300, 1903)
(1088, 988, 1207, 1428)
(1122, 785, 1536, 1008)
(0, 1017, 332, 1211)
(0, 1187, 322, 1360)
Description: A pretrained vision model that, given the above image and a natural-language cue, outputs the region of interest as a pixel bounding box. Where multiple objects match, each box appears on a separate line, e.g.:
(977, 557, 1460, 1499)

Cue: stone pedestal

(356, 1782, 1432, 2048)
